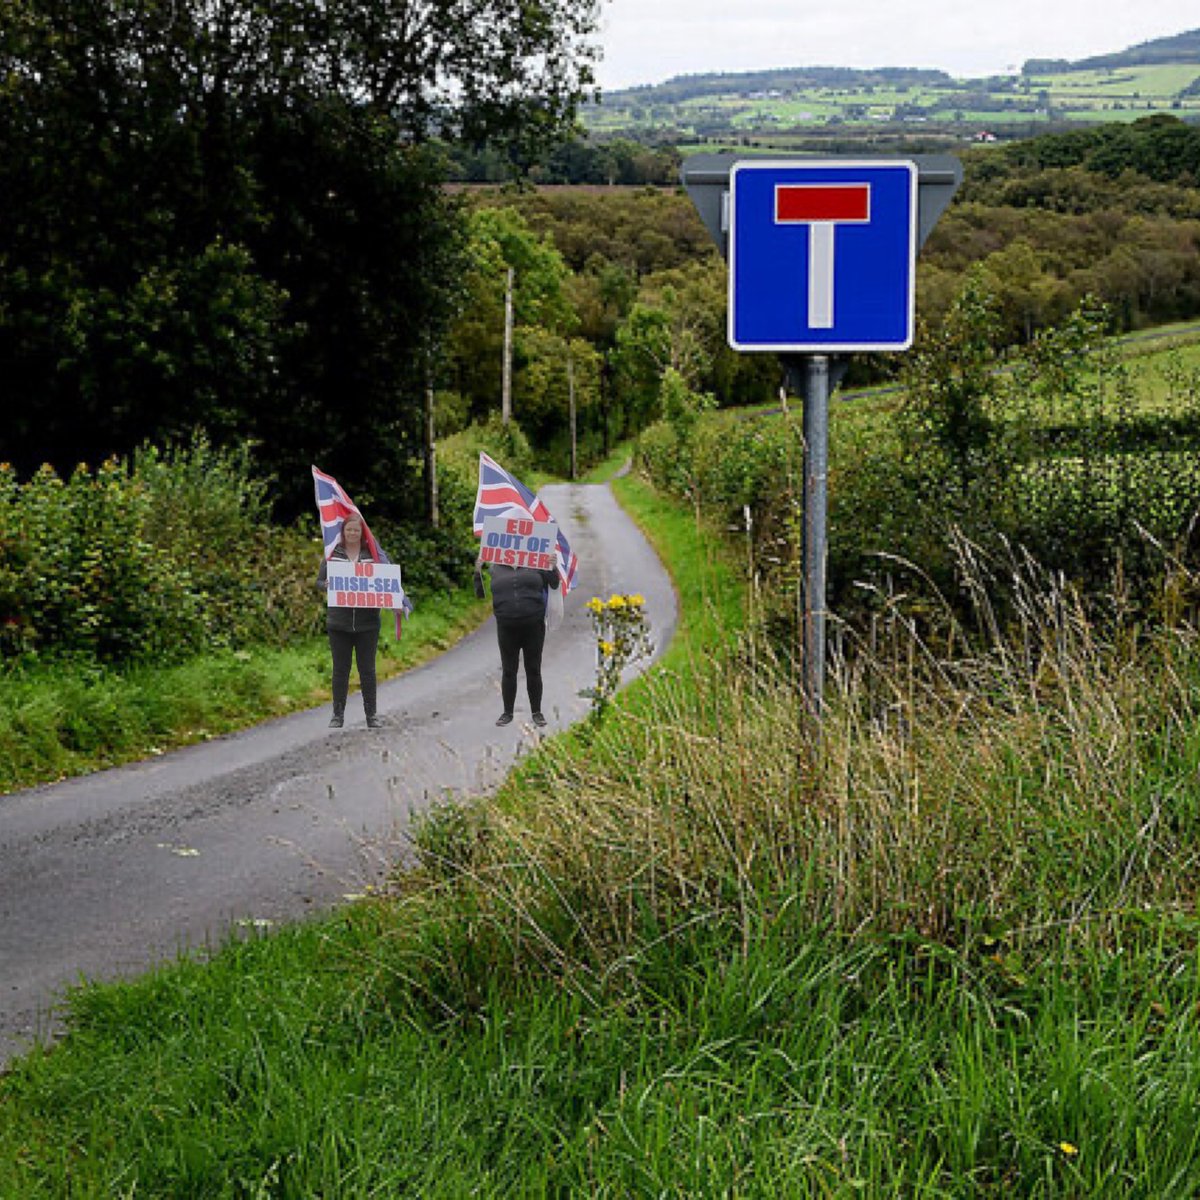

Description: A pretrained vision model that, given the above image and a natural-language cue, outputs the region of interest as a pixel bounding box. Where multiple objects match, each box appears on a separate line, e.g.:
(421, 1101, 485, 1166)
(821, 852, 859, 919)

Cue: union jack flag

(312, 466, 390, 564)
(474, 452, 579, 592)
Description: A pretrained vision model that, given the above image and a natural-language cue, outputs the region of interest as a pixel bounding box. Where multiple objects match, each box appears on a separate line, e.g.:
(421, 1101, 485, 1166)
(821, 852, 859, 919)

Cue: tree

(0, 0, 601, 517)
(513, 330, 602, 470)
(442, 206, 575, 431)
(979, 238, 1071, 343)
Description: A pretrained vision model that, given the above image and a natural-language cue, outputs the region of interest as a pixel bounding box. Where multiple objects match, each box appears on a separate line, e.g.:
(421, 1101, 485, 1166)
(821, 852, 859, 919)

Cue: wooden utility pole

(501, 266, 514, 425)
(424, 362, 438, 529)
(568, 346, 577, 481)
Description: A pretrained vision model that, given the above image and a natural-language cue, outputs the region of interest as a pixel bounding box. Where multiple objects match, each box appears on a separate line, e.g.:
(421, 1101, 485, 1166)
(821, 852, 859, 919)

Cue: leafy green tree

(897, 270, 1011, 519)
(611, 303, 675, 435)
(442, 206, 575, 430)
(513, 331, 602, 470)
(978, 237, 1072, 343)
(0, 0, 601, 517)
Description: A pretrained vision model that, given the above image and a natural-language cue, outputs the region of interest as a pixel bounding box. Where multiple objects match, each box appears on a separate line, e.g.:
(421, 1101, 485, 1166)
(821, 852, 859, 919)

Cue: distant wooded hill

(1027, 27, 1200, 74)
(601, 28, 1200, 104)
(600, 67, 954, 107)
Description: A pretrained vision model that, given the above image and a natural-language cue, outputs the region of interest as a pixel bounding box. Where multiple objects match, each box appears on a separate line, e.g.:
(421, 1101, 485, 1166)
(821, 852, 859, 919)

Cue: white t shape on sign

(774, 183, 871, 329)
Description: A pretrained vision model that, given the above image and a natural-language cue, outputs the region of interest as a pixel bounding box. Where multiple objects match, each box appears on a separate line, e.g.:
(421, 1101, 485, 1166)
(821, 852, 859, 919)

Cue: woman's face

(343, 518, 363, 542)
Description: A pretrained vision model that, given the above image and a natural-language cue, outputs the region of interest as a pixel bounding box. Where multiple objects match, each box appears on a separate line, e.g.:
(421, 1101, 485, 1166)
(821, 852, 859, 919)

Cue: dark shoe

(531, 712, 547, 728)
(495, 712, 513, 726)
(366, 714, 383, 729)
(329, 714, 344, 728)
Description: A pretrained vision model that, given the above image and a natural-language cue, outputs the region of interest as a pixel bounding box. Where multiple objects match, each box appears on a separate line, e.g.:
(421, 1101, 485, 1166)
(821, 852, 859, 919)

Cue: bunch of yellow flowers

(580, 592, 654, 719)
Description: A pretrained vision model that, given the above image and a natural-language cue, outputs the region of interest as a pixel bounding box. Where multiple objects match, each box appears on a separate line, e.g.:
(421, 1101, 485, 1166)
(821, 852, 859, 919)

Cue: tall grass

(404, 535, 1200, 981)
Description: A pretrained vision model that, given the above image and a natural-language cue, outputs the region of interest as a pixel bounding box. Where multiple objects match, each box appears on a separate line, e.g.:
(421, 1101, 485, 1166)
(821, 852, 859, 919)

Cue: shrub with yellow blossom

(580, 592, 654, 719)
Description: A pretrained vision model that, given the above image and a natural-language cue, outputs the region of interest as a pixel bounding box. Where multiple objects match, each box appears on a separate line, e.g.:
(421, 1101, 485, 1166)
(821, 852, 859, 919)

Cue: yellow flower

(607, 594, 626, 608)
(598, 640, 616, 656)
(628, 594, 645, 606)
(586, 597, 604, 614)
(1059, 1142, 1079, 1157)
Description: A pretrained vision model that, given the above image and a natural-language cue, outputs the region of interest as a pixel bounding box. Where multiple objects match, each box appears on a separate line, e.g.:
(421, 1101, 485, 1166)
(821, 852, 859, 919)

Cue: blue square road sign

(729, 160, 918, 352)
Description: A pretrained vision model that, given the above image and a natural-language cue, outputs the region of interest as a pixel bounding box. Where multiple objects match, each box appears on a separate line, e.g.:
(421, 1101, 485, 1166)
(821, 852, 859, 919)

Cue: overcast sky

(593, 1, 1199, 90)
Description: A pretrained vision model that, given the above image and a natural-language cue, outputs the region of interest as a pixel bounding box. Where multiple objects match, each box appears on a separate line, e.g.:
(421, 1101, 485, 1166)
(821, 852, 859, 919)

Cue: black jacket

(318, 546, 383, 633)
(477, 563, 559, 623)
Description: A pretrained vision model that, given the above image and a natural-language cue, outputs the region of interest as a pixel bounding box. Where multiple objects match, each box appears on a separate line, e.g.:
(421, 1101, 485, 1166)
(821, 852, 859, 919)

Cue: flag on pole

(474, 452, 579, 592)
(312, 466, 390, 564)
(312, 466, 412, 634)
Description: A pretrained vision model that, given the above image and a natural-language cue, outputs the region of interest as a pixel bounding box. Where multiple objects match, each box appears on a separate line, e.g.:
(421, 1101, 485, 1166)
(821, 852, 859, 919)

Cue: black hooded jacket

(476, 563, 559, 622)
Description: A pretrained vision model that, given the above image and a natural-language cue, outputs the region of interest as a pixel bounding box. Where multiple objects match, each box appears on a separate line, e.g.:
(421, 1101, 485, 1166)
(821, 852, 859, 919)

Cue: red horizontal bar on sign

(775, 184, 870, 223)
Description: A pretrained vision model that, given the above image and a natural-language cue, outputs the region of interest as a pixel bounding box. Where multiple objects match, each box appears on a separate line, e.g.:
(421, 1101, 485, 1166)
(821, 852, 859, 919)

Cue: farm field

(586, 60, 1200, 140)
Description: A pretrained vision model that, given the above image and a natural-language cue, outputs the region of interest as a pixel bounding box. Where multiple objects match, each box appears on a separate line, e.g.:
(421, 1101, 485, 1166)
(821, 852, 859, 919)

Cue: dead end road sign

(682, 151, 963, 267)
(730, 160, 918, 352)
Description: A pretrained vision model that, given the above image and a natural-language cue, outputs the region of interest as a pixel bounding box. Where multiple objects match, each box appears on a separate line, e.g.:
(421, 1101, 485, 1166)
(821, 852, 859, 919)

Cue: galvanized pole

(802, 354, 830, 719)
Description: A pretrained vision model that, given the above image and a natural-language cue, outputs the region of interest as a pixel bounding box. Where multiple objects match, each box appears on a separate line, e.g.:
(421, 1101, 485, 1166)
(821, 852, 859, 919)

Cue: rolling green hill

(585, 27, 1200, 146)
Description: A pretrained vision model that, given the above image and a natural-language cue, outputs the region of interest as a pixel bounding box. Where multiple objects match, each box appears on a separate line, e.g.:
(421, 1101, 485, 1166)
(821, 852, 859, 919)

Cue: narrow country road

(0, 481, 677, 1068)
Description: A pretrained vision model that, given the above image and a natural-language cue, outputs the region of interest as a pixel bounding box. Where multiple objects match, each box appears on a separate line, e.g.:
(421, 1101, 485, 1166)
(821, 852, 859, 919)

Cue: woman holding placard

(318, 515, 383, 729)
(475, 555, 559, 728)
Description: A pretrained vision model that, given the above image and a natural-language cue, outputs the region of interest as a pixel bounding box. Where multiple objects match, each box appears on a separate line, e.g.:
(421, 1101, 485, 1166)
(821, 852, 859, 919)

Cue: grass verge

(0, 585, 485, 794)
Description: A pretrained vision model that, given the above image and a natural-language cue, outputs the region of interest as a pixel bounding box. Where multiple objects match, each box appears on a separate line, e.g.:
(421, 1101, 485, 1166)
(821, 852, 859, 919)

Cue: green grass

(6, 908, 1200, 1196)
(4, 474, 1200, 1195)
(579, 439, 636, 484)
(1024, 64, 1200, 97)
(0, 584, 486, 794)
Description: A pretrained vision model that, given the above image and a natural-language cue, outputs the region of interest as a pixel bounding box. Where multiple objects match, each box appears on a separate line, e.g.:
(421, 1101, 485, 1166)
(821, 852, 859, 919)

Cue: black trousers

(496, 616, 546, 715)
(328, 626, 380, 716)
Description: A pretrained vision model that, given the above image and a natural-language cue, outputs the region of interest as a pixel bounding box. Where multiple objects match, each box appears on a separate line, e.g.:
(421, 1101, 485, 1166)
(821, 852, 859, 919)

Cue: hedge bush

(637, 287, 1200, 635)
(0, 438, 316, 666)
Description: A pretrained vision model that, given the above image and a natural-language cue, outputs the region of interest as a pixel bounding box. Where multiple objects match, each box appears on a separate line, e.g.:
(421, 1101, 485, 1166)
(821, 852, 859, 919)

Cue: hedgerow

(0, 437, 316, 666)
(637, 284, 1200, 635)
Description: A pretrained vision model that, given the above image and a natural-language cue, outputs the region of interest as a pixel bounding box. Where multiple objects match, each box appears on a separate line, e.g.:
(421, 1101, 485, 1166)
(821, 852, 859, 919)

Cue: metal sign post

(682, 152, 962, 723)
(801, 354, 829, 717)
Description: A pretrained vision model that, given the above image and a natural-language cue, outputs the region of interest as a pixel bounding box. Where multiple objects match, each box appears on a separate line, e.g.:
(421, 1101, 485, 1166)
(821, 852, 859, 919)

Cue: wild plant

(579, 592, 655, 720)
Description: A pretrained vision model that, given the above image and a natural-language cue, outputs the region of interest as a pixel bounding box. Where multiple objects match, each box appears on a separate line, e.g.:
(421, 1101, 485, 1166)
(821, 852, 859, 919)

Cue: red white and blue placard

(728, 159, 918, 352)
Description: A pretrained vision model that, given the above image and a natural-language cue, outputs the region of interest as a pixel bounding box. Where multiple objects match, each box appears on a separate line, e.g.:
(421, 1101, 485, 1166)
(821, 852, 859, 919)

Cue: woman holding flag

(318, 514, 384, 729)
(313, 466, 410, 730)
(472, 451, 576, 729)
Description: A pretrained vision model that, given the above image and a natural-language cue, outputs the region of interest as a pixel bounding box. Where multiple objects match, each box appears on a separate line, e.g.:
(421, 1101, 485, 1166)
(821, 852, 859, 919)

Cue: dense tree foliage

(447, 116, 1200, 459)
(4, 7, 1198, 525)
(963, 115, 1200, 189)
(923, 119, 1200, 341)
(445, 136, 682, 187)
(0, 0, 600, 517)
(439, 190, 780, 471)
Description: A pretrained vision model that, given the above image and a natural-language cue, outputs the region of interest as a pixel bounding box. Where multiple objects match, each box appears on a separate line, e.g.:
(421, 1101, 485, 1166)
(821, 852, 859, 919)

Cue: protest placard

(479, 516, 559, 571)
(325, 560, 406, 609)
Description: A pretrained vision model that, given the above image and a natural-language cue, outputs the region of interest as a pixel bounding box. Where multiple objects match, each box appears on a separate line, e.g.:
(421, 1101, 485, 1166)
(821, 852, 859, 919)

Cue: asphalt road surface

(0, 481, 677, 1068)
